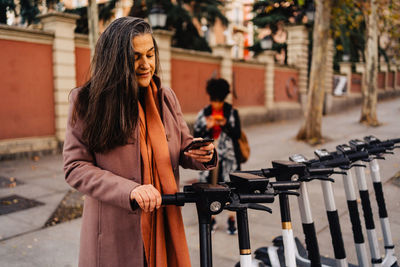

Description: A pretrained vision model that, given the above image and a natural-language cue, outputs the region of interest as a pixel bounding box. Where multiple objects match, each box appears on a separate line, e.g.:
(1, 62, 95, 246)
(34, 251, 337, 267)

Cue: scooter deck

(254, 236, 358, 267)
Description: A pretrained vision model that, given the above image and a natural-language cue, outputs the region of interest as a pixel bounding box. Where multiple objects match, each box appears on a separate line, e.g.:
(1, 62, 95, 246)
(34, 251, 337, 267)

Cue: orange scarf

(139, 80, 191, 267)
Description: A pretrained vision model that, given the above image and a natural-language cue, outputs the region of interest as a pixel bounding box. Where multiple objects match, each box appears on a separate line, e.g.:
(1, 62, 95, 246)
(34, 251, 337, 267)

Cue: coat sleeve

(166, 89, 217, 170)
(63, 89, 140, 211)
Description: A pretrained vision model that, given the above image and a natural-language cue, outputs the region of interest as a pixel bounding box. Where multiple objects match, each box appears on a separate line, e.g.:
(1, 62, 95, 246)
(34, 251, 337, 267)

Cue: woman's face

(132, 34, 156, 88)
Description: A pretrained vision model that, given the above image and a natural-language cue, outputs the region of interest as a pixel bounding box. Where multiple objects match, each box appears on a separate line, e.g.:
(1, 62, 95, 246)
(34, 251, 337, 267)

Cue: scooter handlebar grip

(130, 195, 178, 210)
(367, 146, 386, 154)
(347, 151, 369, 162)
(311, 157, 349, 168)
(239, 194, 275, 203)
(307, 167, 334, 175)
(162, 192, 197, 206)
(390, 138, 400, 144)
(271, 181, 301, 190)
(162, 195, 178, 205)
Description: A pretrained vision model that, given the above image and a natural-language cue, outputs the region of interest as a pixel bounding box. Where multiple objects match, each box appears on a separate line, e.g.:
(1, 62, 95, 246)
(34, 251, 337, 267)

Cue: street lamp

(342, 53, 350, 62)
(305, 3, 315, 23)
(260, 35, 273, 50)
(148, 4, 167, 29)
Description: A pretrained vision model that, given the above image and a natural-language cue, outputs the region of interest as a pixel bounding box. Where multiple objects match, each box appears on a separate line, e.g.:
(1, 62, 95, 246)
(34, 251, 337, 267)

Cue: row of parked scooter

(133, 135, 400, 267)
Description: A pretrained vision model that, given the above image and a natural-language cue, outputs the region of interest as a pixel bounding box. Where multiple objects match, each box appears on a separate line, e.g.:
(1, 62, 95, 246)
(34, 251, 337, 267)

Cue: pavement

(0, 98, 399, 267)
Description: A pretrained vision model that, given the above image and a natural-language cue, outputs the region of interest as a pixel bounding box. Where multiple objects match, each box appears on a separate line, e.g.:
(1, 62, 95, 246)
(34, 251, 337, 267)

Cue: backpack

(238, 130, 250, 163)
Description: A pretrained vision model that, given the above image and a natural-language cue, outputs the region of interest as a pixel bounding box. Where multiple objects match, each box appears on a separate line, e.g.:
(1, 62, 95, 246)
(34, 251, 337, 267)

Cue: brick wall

(351, 73, 362, 93)
(0, 38, 55, 140)
(171, 51, 220, 113)
(274, 67, 299, 102)
(232, 63, 265, 107)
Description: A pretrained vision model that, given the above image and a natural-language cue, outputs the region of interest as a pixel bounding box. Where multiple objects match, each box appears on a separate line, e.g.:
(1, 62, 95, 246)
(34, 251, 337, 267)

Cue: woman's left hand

(184, 140, 215, 163)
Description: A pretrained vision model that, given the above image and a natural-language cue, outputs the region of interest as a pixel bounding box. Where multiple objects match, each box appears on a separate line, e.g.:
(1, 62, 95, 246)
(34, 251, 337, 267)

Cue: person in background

(193, 78, 242, 235)
(63, 17, 216, 267)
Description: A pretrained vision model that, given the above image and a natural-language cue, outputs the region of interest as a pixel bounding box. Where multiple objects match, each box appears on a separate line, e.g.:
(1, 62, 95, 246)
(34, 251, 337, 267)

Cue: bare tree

(87, 0, 99, 58)
(360, 0, 379, 126)
(296, 0, 333, 144)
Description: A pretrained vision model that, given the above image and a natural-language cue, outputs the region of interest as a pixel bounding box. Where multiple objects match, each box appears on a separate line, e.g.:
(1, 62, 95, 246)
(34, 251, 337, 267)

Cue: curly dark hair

(206, 78, 230, 101)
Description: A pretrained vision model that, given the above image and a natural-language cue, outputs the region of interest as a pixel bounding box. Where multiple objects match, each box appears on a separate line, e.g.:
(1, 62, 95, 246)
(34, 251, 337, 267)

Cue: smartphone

(184, 138, 214, 152)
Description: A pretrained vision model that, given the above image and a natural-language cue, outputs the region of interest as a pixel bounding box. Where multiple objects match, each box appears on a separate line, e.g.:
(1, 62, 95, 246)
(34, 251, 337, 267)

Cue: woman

(63, 17, 215, 267)
(193, 78, 242, 234)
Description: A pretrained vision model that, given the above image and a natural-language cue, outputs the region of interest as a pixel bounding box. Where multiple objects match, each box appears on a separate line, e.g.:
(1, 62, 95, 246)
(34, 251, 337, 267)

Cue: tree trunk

(87, 0, 99, 58)
(296, 0, 333, 144)
(360, 0, 379, 126)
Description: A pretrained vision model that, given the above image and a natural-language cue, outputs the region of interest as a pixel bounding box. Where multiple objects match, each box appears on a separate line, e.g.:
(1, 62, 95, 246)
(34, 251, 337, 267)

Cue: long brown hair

(72, 17, 160, 153)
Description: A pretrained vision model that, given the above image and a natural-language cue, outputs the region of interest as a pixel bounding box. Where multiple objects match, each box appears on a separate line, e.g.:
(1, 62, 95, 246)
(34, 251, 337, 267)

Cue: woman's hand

(184, 138, 215, 163)
(130, 184, 161, 212)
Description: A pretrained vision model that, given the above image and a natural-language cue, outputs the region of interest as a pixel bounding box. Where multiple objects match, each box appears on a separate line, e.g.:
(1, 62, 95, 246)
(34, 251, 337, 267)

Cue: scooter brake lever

(309, 176, 335, 182)
(383, 151, 394, 155)
(338, 165, 350, 170)
(333, 170, 347, 175)
(224, 200, 246, 211)
(247, 203, 272, 213)
(373, 155, 385, 160)
(349, 164, 367, 168)
(361, 158, 373, 162)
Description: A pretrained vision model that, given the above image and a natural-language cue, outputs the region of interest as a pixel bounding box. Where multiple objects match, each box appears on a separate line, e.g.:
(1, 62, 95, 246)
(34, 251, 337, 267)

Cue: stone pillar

(258, 51, 275, 110)
(153, 29, 174, 88)
(355, 62, 365, 74)
(324, 38, 334, 113)
(339, 62, 352, 94)
(38, 12, 79, 142)
(213, 44, 233, 102)
(286, 25, 309, 108)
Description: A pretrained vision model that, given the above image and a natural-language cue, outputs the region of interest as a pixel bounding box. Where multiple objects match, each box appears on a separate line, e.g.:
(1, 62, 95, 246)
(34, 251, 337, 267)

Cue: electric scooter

(133, 180, 278, 267)
(349, 136, 400, 267)
(244, 161, 341, 267)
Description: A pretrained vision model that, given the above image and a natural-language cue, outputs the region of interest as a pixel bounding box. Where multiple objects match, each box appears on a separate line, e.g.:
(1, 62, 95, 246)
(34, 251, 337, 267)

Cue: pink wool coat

(63, 79, 215, 267)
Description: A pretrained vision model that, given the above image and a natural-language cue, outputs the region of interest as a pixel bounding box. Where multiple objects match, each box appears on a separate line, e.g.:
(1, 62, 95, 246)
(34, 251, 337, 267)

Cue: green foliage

(252, 0, 308, 31)
(66, 0, 118, 34)
(2, 0, 226, 52)
(331, 1, 365, 70)
(250, 0, 310, 57)
(20, 0, 40, 25)
(331, 0, 400, 68)
(130, 0, 227, 51)
(65, 7, 88, 34)
(189, 0, 228, 26)
(0, 0, 16, 24)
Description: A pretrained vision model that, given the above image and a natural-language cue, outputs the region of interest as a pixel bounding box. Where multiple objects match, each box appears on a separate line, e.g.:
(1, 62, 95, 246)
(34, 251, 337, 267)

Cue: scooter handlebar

(131, 192, 197, 210)
(238, 194, 275, 203)
(390, 138, 400, 144)
(346, 151, 369, 162)
(161, 192, 197, 205)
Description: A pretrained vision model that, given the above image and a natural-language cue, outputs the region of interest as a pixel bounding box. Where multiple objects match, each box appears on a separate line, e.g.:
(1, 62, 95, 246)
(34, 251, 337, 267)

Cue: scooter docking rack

(308, 149, 349, 267)
(330, 144, 371, 267)
(349, 136, 400, 161)
(349, 136, 400, 267)
(225, 172, 274, 267)
(271, 160, 304, 267)
(289, 153, 345, 267)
